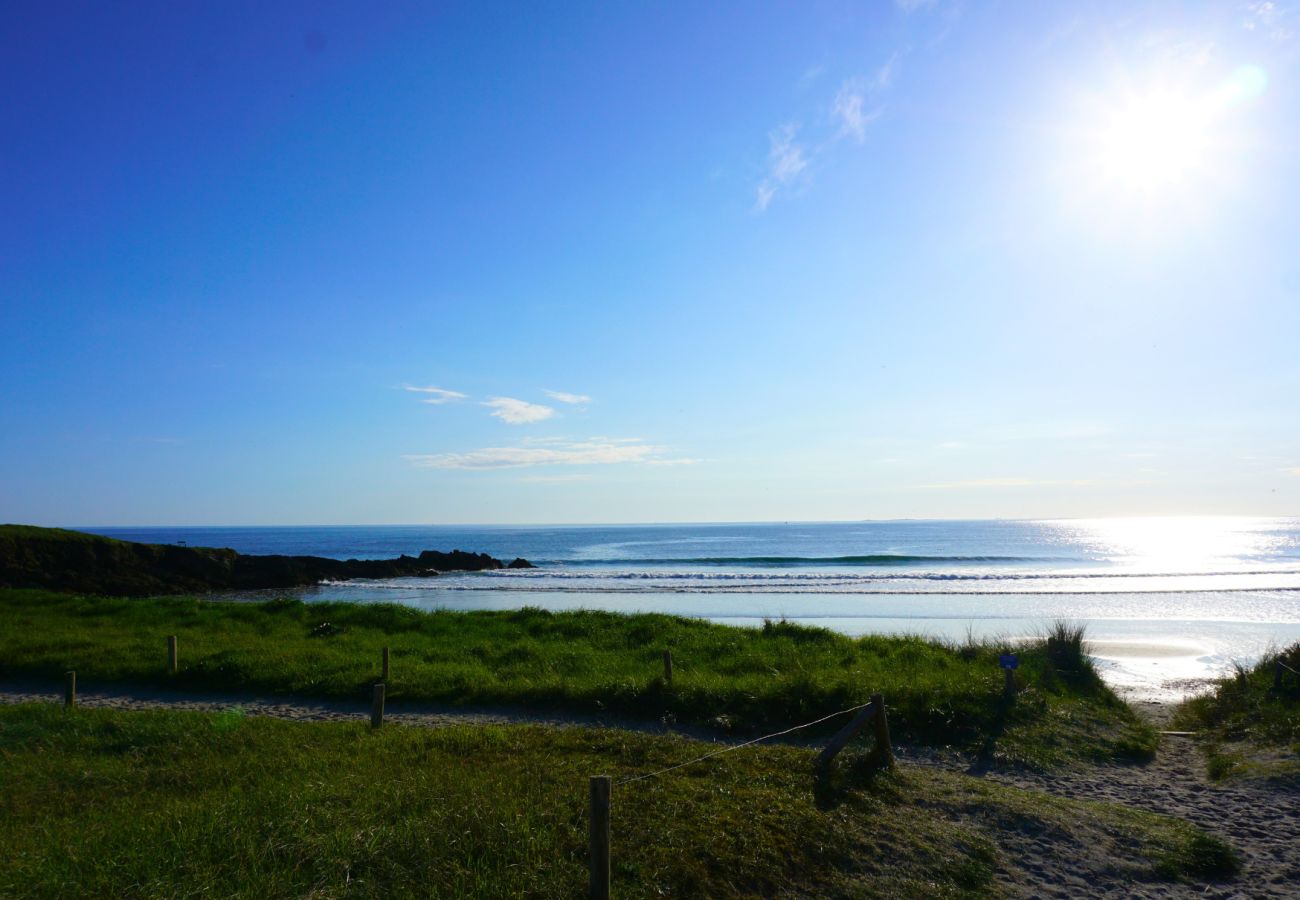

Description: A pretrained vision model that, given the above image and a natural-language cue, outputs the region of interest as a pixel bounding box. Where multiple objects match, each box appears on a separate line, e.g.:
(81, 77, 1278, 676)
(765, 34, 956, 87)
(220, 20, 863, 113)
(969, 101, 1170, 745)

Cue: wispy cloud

(402, 384, 466, 404)
(1243, 1, 1294, 41)
(895, 0, 938, 11)
(483, 397, 555, 425)
(754, 52, 903, 211)
(799, 63, 827, 88)
(832, 81, 877, 143)
(543, 390, 592, 405)
(920, 477, 1101, 489)
(1282, 467, 1300, 476)
(518, 473, 595, 483)
(833, 53, 899, 144)
(754, 124, 808, 212)
(404, 438, 695, 470)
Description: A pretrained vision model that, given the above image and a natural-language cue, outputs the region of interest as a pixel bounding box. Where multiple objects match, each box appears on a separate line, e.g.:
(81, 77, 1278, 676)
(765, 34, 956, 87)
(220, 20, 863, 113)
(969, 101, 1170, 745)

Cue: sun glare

(1067, 64, 1266, 211)
(1094, 90, 1212, 191)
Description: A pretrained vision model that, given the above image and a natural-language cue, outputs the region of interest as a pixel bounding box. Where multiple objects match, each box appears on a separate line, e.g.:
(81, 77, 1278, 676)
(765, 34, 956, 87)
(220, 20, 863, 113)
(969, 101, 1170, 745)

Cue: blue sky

(3, 0, 1299, 525)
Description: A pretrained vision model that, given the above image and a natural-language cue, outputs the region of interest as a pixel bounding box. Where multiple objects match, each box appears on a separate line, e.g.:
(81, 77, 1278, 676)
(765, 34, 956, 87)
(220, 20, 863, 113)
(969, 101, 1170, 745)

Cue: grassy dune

(1174, 643, 1300, 783)
(0, 589, 1154, 768)
(0, 705, 1236, 898)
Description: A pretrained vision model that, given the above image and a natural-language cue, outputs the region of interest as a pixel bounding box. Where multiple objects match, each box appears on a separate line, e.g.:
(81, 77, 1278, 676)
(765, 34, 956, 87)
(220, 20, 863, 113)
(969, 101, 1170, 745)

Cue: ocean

(85, 517, 1300, 700)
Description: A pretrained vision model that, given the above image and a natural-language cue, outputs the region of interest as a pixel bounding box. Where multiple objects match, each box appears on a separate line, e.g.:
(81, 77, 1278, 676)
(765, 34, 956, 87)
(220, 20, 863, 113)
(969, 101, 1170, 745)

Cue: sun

(1066, 65, 1266, 208)
(1092, 90, 1212, 192)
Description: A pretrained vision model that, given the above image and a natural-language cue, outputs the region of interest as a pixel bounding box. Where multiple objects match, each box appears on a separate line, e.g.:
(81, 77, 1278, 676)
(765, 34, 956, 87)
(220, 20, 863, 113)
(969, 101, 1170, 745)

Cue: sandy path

(3, 683, 1295, 897)
(0, 680, 660, 732)
(901, 702, 1300, 898)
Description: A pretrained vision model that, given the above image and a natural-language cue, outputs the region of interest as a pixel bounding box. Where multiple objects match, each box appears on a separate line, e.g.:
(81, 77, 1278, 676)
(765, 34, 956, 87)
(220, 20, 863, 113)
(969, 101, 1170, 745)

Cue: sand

(2, 682, 1295, 897)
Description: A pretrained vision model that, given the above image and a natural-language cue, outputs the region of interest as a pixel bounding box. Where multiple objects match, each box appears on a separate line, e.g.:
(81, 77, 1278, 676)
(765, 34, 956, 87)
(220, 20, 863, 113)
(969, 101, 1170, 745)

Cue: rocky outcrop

(0, 525, 508, 596)
(506, 557, 536, 569)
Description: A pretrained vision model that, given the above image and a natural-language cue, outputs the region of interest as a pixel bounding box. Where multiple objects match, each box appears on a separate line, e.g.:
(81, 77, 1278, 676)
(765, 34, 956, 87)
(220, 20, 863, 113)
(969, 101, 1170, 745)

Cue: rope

(1277, 660, 1300, 676)
(614, 700, 874, 786)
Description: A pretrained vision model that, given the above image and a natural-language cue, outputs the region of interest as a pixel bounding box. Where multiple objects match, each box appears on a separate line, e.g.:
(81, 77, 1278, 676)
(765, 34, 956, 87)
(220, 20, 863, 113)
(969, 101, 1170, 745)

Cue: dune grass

(1174, 643, 1300, 784)
(0, 704, 1236, 898)
(0, 588, 1155, 769)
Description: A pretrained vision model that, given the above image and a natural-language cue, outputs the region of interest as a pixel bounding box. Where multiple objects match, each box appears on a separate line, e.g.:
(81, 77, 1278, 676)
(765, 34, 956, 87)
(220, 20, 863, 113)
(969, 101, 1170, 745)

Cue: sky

(3, 0, 1300, 526)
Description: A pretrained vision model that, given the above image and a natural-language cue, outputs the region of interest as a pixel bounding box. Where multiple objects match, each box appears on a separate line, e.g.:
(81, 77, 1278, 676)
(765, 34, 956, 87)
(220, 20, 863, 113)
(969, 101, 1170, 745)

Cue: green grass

(0, 589, 1156, 769)
(1174, 644, 1300, 784)
(0, 704, 1236, 898)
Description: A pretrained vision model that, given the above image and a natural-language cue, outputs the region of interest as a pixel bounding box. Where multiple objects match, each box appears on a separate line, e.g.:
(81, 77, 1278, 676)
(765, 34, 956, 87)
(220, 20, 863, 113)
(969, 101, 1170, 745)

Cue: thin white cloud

(1244, 1, 1293, 41)
(754, 52, 902, 210)
(404, 439, 690, 470)
(754, 124, 808, 212)
(518, 474, 595, 483)
(832, 80, 881, 143)
(799, 64, 827, 87)
(920, 477, 1102, 489)
(874, 54, 900, 90)
(402, 384, 466, 404)
(1282, 467, 1300, 476)
(543, 390, 592, 405)
(483, 397, 555, 425)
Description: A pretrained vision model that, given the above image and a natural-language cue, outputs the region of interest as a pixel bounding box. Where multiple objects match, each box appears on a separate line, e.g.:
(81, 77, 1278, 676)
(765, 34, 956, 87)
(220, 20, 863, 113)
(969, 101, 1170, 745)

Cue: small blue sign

(999, 653, 1019, 670)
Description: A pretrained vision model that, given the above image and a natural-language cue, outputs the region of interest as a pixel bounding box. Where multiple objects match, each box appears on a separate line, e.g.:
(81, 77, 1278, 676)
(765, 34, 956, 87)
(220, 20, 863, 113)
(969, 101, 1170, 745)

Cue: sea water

(86, 517, 1300, 700)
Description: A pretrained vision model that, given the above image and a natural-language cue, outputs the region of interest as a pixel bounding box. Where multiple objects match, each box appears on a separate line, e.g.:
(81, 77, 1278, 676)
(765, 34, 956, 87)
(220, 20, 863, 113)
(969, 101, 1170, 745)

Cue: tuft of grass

(1174, 643, 1300, 783)
(0, 705, 1235, 897)
(0, 589, 1155, 769)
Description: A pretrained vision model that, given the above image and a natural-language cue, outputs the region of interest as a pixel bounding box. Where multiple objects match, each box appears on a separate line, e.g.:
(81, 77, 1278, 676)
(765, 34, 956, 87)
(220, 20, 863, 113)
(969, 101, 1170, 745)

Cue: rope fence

(614, 700, 874, 786)
(1274, 658, 1300, 689)
(55, 635, 1300, 898)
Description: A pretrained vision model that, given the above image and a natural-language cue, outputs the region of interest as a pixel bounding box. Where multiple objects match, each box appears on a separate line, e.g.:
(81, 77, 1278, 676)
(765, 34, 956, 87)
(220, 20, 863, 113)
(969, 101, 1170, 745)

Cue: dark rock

(506, 557, 536, 569)
(0, 524, 512, 596)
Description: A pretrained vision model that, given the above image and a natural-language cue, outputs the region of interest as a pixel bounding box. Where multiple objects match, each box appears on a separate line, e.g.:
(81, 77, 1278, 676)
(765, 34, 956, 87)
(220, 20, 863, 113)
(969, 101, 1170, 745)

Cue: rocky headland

(0, 524, 532, 596)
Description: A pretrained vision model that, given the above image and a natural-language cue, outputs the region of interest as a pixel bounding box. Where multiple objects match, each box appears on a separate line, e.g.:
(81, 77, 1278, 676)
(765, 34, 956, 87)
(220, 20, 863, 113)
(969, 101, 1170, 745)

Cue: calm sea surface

(86, 518, 1300, 699)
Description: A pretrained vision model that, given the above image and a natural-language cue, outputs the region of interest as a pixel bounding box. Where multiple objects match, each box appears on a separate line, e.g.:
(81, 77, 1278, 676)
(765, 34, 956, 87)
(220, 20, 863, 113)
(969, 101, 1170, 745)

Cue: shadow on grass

(967, 691, 1015, 775)
(812, 746, 895, 810)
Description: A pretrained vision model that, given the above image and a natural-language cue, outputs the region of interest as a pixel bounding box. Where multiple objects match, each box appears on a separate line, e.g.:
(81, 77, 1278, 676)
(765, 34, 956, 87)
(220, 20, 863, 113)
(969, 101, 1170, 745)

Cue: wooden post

(589, 775, 611, 900)
(1276, 660, 1285, 690)
(871, 692, 894, 765)
(662, 649, 673, 685)
(382, 646, 390, 683)
(371, 682, 385, 729)
(1003, 667, 1016, 698)
(167, 635, 178, 675)
(64, 670, 76, 708)
(817, 700, 877, 767)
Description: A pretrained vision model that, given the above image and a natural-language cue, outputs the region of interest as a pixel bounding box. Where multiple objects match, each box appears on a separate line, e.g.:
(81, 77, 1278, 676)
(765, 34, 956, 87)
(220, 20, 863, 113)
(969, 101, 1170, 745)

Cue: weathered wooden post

(817, 700, 878, 767)
(871, 692, 894, 765)
(64, 671, 76, 708)
(1276, 660, 1285, 690)
(662, 649, 673, 685)
(371, 682, 385, 729)
(382, 646, 390, 683)
(167, 635, 178, 675)
(589, 775, 611, 900)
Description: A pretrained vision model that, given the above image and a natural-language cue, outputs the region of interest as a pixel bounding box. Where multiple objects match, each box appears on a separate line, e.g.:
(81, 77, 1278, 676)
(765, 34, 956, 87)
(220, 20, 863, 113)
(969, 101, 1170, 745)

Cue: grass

(0, 589, 1155, 769)
(0, 704, 1236, 898)
(1174, 643, 1300, 784)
